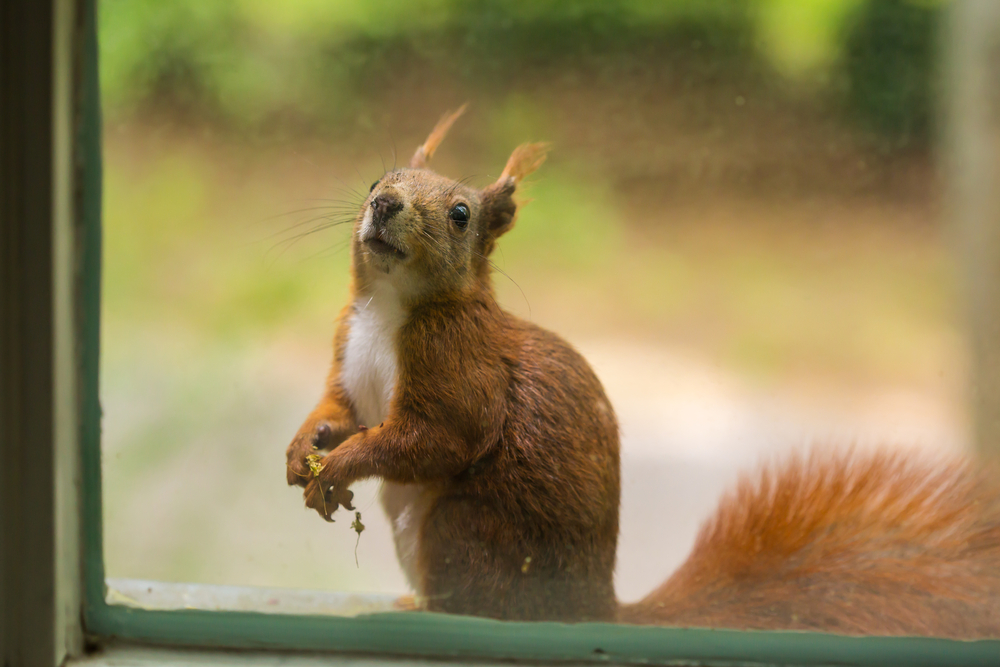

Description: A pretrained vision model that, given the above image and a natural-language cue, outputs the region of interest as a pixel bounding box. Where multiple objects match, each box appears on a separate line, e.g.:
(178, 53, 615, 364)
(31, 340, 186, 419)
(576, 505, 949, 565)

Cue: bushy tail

(619, 448, 1000, 638)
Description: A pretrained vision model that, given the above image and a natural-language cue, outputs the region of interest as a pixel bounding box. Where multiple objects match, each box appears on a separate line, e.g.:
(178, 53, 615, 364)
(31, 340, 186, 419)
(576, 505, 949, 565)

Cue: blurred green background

(99, 0, 966, 600)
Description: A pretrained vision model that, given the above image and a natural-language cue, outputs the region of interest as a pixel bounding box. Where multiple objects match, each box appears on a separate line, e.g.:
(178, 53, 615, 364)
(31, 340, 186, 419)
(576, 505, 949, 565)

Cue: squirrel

(286, 107, 1000, 637)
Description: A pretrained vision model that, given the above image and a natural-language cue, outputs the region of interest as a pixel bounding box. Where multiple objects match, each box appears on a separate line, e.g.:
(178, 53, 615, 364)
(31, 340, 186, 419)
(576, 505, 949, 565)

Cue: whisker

(267, 212, 356, 242)
(236, 213, 351, 252)
(472, 247, 531, 319)
(414, 227, 449, 256)
(355, 165, 381, 196)
(252, 203, 354, 224)
(481, 286, 510, 326)
(388, 128, 398, 171)
(490, 260, 530, 320)
(299, 237, 354, 264)
(257, 210, 358, 241)
(327, 175, 366, 203)
(245, 196, 362, 238)
(445, 174, 478, 198)
(264, 219, 355, 267)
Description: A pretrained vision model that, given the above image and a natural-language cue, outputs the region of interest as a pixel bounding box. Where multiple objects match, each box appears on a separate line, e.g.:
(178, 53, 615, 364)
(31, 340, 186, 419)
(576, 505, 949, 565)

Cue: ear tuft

(409, 104, 468, 169)
(480, 143, 550, 242)
(498, 142, 550, 185)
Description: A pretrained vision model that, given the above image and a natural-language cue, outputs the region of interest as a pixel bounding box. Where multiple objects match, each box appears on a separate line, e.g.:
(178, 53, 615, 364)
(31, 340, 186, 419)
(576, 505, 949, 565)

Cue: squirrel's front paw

(286, 422, 334, 487)
(303, 468, 355, 522)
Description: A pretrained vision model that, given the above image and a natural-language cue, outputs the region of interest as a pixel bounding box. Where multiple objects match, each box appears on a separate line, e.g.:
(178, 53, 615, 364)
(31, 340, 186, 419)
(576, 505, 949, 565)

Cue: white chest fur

(340, 283, 429, 594)
(341, 285, 404, 428)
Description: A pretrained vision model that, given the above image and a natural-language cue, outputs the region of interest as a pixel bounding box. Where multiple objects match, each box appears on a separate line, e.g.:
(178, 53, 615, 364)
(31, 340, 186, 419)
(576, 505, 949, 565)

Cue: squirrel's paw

(303, 478, 355, 522)
(303, 454, 355, 521)
(286, 422, 334, 487)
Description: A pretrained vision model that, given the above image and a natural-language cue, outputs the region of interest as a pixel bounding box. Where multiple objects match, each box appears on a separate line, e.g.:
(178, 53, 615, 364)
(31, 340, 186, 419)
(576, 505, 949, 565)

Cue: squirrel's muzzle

(363, 192, 407, 259)
(370, 193, 403, 233)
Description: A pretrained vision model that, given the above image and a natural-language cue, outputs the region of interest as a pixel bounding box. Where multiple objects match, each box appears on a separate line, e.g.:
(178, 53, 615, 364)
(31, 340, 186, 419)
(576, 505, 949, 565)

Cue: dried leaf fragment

(351, 511, 365, 567)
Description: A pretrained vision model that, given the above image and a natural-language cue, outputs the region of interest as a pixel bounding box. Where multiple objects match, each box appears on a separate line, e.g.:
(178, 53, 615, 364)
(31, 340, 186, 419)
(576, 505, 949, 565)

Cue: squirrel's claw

(303, 477, 334, 520)
(339, 488, 356, 511)
(286, 461, 309, 487)
(286, 444, 313, 487)
(303, 473, 355, 521)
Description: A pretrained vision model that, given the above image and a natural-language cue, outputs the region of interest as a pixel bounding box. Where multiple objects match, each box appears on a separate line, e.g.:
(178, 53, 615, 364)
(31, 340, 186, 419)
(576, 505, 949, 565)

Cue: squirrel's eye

(369, 180, 380, 193)
(449, 203, 470, 229)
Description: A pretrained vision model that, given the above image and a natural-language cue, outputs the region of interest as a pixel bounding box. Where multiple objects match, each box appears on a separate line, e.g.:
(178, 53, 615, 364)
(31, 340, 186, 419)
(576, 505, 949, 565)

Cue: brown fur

(620, 450, 1000, 637)
(287, 113, 1000, 636)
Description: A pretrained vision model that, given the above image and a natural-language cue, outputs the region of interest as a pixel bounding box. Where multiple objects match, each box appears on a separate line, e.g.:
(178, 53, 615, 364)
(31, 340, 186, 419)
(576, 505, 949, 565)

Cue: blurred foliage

(99, 0, 943, 146)
(99, 0, 958, 587)
(98, 0, 755, 135)
(100, 128, 952, 384)
(842, 0, 940, 148)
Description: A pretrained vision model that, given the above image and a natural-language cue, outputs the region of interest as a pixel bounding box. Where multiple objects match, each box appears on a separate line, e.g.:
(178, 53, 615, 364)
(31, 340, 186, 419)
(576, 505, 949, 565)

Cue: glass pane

(97, 0, 1000, 637)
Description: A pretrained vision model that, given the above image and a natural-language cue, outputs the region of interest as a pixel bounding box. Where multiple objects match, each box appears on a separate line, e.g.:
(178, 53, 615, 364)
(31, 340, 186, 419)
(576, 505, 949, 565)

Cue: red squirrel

(286, 108, 1000, 637)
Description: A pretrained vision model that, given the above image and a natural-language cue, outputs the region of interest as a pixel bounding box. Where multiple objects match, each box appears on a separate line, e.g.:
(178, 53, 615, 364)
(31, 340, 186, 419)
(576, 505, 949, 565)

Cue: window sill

(68, 643, 511, 667)
(105, 578, 398, 617)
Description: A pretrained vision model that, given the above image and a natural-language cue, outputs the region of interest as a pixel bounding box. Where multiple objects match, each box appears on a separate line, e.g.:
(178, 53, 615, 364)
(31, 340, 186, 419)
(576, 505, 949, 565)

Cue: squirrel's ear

(496, 142, 549, 185)
(409, 104, 467, 169)
(481, 142, 549, 238)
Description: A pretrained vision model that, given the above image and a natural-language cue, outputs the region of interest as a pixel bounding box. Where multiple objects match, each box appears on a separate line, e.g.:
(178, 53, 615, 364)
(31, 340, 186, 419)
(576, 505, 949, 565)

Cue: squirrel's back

(620, 449, 1000, 638)
(409, 300, 621, 621)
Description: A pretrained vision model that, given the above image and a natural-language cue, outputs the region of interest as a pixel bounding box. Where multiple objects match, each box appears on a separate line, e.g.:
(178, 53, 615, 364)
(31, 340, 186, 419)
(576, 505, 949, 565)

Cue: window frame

(4, 0, 998, 664)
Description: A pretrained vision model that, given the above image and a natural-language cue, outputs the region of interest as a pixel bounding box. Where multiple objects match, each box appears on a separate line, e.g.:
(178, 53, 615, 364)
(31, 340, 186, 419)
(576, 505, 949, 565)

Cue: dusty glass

(97, 0, 999, 641)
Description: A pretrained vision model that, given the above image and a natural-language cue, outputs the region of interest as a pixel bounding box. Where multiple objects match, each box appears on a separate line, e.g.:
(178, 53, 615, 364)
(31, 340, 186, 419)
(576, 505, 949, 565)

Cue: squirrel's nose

(370, 193, 403, 231)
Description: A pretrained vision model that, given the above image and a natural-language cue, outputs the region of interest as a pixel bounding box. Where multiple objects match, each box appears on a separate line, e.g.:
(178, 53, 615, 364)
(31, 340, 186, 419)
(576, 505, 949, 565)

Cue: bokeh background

(99, 0, 967, 603)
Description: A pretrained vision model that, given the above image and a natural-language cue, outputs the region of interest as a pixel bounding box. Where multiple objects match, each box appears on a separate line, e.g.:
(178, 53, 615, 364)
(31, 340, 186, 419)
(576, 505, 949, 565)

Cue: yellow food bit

(305, 453, 324, 478)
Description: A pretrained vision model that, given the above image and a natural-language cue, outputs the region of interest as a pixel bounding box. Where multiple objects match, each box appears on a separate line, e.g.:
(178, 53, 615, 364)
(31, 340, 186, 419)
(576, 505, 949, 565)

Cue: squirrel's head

(352, 105, 548, 299)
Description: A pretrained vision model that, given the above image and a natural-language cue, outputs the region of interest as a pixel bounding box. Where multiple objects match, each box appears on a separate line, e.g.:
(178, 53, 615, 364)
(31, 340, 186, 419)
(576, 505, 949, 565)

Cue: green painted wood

(54, 0, 84, 660)
(78, 1, 1000, 665)
(86, 604, 1000, 667)
(79, 0, 108, 625)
